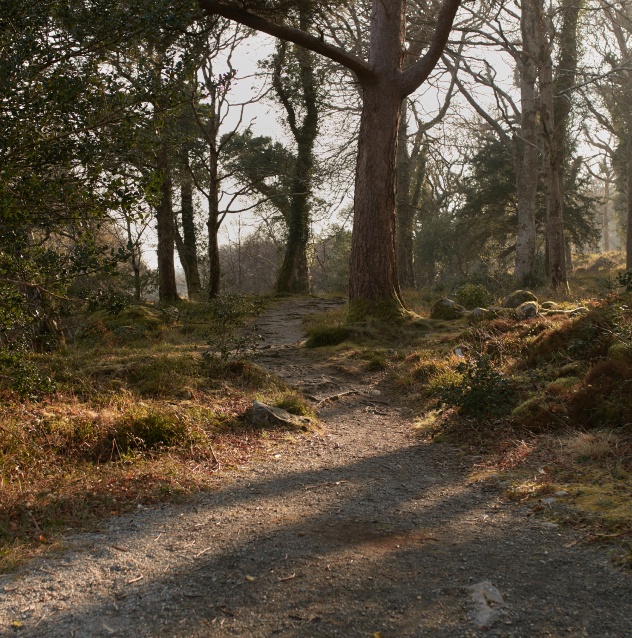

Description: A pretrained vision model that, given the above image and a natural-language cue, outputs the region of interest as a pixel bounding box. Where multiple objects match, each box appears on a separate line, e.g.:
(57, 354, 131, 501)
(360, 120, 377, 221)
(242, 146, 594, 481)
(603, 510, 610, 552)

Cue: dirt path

(1, 298, 631, 637)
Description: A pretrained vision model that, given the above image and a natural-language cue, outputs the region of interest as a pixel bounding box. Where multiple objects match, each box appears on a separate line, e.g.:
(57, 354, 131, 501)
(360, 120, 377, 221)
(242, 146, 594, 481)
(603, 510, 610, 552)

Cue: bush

(203, 294, 263, 361)
(0, 348, 55, 398)
(436, 354, 517, 420)
(454, 283, 494, 310)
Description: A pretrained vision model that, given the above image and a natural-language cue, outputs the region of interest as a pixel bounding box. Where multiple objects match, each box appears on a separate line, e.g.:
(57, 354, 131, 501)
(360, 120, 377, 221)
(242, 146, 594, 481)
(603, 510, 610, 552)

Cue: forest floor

(1, 297, 631, 637)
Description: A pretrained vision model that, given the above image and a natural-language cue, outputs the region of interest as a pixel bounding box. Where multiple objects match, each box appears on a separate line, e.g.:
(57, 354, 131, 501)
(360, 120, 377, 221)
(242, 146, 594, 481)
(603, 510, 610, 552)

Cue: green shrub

(0, 349, 55, 398)
(454, 283, 494, 310)
(436, 354, 517, 420)
(202, 294, 262, 361)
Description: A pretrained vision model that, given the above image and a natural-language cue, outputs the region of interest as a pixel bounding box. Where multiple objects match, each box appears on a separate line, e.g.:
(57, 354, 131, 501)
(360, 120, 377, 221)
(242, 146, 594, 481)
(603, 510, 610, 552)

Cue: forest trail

(1, 298, 630, 637)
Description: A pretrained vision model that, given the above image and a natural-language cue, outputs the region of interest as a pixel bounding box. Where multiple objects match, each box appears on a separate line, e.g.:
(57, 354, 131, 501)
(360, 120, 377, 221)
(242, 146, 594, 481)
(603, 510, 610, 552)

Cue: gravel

(1, 298, 630, 637)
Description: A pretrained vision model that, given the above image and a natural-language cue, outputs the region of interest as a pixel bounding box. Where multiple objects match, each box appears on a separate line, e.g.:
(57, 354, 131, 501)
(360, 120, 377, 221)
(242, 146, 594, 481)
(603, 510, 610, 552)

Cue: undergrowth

(0, 294, 298, 571)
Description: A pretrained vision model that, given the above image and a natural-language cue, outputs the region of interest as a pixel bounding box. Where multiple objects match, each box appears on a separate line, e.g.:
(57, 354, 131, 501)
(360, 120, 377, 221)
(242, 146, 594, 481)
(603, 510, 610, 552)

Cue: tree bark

(514, 0, 539, 287)
(603, 165, 610, 252)
(627, 129, 632, 269)
(156, 149, 180, 304)
(177, 163, 202, 299)
(396, 102, 415, 288)
(125, 217, 142, 302)
(274, 15, 318, 295)
(536, 0, 568, 291)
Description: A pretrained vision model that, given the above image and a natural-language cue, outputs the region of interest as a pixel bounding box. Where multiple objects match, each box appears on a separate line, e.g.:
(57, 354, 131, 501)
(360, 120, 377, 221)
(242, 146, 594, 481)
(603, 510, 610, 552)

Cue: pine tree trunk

(603, 170, 610, 252)
(156, 151, 180, 304)
(514, 0, 539, 287)
(396, 102, 415, 288)
(349, 0, 406, 318)
(207, 162, 221, 298)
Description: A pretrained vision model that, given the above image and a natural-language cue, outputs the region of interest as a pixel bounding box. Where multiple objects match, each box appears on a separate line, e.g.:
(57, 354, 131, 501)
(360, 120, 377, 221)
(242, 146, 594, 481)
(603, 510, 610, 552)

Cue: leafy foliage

(436, 354, 517, 420)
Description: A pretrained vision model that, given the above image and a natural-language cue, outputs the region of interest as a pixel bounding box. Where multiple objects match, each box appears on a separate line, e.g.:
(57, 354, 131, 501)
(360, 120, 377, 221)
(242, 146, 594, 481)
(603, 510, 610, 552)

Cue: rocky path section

(1, 298, 630, 637)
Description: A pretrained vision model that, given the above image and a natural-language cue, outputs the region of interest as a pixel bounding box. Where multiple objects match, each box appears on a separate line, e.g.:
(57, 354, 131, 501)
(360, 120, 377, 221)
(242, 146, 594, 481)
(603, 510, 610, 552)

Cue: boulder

(515, 301, 539, 320)
(540, 301, 559, 310)
(252, 400, 312, 429)
(430, 298, 466, 320)
(502, 290, 538, 308)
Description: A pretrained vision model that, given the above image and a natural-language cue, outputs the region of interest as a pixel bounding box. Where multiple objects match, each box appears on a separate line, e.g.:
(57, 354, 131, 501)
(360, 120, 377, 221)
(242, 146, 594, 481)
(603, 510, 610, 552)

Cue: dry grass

(0, 299, 300, 572)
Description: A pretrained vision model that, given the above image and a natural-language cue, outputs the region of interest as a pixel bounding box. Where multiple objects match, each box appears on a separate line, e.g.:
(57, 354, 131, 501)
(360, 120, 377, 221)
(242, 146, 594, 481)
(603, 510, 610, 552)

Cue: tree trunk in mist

(177, 166, 202, 300)
(156, 151, 180, 304)
(627, 130, 632, 269)
(126, 218, 142, 302)
(514, 0, 539, 287)
(603, 169, 610, 252)
(537, 0, 568, 291)
(396, 102, 415, 289)
(275, 24, 318, 295)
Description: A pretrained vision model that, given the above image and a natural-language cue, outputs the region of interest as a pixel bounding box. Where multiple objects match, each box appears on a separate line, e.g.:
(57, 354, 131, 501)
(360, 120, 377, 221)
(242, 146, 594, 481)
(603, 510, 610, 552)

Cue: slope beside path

(1, 298, 630, 637)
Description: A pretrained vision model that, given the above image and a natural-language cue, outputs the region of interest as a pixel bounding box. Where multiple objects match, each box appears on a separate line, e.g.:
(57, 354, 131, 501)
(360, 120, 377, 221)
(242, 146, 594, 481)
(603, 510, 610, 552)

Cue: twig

(278, 573, 296, 582)
(127, 573, 143, 584)
(304, 480, 348, 490)
(111, 545, 128, 552)
(315, 391, 359, 408)
(195, 546, 213, 558)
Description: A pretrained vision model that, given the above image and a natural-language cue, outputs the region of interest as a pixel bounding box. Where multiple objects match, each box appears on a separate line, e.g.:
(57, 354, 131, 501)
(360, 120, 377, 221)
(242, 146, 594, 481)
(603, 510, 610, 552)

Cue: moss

(347, 297, 412, 323)
(305, 325, 350, 348)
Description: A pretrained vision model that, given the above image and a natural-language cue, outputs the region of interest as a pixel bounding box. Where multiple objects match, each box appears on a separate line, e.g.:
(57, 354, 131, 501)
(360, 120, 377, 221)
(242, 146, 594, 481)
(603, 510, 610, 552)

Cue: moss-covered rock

(541, 301, 560, 310)
(607, 342, 632, 362)
(502, 290, 538, 309)
(515, 301, 539, 320)
(430, 298, 466, 320)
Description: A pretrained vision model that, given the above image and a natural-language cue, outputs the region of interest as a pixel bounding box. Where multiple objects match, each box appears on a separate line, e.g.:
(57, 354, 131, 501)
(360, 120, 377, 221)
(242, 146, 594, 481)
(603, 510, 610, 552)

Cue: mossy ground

(0, 297, 303, 572)
(303, 253, 632, 559)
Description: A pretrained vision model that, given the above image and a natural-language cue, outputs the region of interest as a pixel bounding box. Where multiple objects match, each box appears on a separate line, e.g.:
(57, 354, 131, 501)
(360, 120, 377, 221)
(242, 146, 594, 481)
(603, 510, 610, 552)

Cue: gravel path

(1, 298, 630, 637)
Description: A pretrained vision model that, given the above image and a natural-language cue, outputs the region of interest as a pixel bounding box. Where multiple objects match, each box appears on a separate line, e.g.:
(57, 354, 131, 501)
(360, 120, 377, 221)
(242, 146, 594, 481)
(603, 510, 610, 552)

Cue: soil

(1, 297, 631, 637)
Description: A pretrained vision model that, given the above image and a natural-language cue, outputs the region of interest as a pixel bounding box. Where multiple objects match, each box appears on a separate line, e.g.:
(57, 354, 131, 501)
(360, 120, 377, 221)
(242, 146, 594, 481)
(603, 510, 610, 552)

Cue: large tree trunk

(156, 151, 180, 304)
(514, 0, 539, 287)
(177, 166, 202, 300)
(627, 130, 632, 269)
(536, 0, 568, 291)
(198, 0, 461, 318)
(349, 82, 403, 316)
(396, 102, 415, 289)
(603, 165, 611, 252)
(349, 0, 406, 318)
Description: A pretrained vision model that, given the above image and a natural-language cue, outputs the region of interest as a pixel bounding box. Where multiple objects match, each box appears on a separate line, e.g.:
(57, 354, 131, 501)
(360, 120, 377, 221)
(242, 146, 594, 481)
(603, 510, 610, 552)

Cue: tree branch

(197, 0, 375, 81)
(401, 0, 462, 97)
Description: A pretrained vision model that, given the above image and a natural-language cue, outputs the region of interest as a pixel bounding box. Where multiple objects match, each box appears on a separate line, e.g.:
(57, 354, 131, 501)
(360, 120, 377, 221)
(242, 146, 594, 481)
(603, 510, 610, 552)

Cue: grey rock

(430, 298, 466, 320)
(468, 581, 505, 628)
(251, 400, 311, 429)
(502, 290, 538, 309)
(515, 301, 539, 320)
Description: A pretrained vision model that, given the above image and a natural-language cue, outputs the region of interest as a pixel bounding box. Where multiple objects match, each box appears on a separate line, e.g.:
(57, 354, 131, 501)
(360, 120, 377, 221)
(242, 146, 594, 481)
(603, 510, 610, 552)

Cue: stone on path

(467, 580, 505, 628)
(251, 400, 312, 429)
